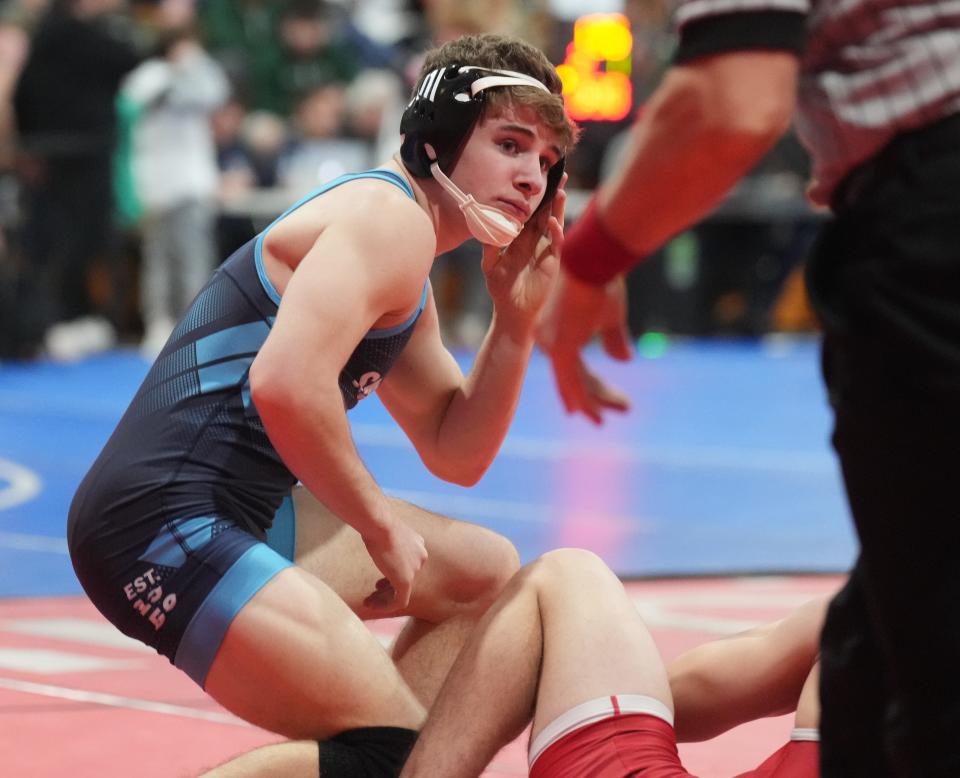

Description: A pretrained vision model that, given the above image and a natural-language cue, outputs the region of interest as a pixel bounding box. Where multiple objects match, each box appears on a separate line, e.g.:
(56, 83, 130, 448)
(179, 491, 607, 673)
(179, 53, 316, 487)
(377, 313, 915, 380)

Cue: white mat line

(0, 676, 252, 726)
(0, 531, 68, 554)
(0, 459, 42, 511)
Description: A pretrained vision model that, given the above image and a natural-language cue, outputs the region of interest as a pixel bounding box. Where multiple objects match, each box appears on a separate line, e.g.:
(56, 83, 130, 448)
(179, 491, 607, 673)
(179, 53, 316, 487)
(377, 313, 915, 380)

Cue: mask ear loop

(424, 142, 522, 246)
(424, 143, 472, 209)
(425, 143, 519, 225)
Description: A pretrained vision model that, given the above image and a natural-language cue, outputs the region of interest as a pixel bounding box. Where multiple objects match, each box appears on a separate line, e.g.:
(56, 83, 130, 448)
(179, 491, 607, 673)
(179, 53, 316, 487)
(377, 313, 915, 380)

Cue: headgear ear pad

(400, 66, 486, 179)
(400, 65, 565, 205)
(541, 156, 565, 211)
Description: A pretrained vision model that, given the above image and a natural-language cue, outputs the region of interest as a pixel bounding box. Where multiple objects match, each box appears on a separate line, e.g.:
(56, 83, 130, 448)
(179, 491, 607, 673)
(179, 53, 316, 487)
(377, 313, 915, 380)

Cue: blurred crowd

(0, 0, 816, 362)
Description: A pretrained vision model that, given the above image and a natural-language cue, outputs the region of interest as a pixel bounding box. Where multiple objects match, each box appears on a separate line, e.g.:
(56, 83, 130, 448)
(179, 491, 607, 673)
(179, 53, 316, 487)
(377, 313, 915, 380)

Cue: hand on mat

(362, 519, 427, 611)
(537, 271, 632, 425)
(483, 175, 567, 337)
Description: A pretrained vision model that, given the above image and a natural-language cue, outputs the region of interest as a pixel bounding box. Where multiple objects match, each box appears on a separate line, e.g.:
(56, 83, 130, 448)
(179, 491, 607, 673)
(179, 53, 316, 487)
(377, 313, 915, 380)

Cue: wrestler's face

(451, 103, 563, 224)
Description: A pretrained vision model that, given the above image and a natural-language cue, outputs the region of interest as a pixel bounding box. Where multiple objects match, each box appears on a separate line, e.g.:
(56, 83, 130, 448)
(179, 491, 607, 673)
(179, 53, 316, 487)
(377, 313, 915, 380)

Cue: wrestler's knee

(529, 547, 611, 588)
(454, 528, 520, 613)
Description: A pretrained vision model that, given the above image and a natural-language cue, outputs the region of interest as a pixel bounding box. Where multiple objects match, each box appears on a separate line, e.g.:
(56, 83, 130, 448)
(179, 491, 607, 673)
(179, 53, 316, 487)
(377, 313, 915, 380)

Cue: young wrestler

(401, 548, 825, 778)
(67, 33, 577, 775)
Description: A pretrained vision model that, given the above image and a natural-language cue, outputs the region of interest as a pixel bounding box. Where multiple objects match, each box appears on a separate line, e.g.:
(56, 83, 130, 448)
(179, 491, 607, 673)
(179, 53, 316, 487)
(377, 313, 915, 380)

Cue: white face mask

(427, 152, 523, 247)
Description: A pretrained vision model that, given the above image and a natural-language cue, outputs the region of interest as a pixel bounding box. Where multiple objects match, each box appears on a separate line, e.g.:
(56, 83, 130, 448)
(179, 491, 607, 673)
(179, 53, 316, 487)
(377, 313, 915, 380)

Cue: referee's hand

(537, 271, 632, 425)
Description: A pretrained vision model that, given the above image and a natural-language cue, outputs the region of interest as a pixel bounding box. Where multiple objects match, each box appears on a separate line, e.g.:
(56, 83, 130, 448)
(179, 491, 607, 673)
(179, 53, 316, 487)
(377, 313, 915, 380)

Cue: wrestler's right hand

(362, 518, 428, 612)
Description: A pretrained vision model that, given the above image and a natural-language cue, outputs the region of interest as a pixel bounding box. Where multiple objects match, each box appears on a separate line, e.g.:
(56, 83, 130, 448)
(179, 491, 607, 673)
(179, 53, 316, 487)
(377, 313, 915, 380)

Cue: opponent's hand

(537, 271, 633, 425)
(482, 175, 568, 337)
(361, 518, 427, 612)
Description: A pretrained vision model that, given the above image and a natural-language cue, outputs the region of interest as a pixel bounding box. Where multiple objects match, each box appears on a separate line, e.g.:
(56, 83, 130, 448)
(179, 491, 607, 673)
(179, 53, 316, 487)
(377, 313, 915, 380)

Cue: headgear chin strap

(425, 144, 522, 247)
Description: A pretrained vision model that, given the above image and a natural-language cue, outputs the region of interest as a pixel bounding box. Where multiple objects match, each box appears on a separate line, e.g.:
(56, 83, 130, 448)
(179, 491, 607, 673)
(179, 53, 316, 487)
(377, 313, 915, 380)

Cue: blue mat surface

(0, 338, 856, 597)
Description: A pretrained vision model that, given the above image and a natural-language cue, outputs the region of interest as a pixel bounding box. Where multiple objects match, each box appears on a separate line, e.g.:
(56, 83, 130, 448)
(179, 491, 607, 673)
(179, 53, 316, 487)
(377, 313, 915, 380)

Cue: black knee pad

(318, 726, 419, 777)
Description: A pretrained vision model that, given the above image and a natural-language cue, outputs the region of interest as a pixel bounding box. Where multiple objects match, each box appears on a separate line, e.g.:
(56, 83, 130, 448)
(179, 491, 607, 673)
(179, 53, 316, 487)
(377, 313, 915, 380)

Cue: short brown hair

(417, 34, 580, 151)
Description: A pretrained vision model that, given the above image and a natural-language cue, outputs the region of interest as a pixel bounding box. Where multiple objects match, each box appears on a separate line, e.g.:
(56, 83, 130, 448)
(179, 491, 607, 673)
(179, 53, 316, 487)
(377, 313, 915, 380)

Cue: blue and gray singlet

(66, 169, 427, 684)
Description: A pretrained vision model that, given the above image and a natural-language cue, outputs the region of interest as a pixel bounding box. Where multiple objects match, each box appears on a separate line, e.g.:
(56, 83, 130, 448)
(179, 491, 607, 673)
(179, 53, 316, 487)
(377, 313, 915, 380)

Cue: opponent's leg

(794, 662, 820, 731)
(527, 548, 672, 738)
(400, 548, 672, 778)
(731, 664, 822, 778)
(400, 554, 547, 778)
(387, 612, 479, 706)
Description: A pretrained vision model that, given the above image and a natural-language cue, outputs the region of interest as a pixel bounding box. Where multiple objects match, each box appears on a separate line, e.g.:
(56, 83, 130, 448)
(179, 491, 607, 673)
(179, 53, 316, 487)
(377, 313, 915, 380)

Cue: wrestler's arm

(668, 595, 829, 742)
(250, 191, 434, 607)
(376, 290, 535, 486)
(378, 187, 566, 486)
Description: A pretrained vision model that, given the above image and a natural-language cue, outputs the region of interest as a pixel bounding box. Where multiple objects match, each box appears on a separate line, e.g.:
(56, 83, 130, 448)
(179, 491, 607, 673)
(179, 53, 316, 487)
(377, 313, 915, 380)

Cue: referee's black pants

(809, 115, 960, 778)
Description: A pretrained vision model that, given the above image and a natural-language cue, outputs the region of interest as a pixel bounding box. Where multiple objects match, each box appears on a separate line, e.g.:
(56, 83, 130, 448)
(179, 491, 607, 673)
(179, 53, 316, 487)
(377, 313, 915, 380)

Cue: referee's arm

(541, 10, 805, 424)
(565, 10, 806, 279)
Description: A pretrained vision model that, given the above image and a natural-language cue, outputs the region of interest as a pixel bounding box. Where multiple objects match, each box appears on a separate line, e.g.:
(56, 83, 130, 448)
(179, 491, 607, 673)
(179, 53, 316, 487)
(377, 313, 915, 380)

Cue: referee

(539, 2, 960, 775)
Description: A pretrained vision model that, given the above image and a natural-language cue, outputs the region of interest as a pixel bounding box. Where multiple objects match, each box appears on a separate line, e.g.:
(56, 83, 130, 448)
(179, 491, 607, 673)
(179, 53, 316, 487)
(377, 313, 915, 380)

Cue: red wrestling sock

(562, 198, 642, 285)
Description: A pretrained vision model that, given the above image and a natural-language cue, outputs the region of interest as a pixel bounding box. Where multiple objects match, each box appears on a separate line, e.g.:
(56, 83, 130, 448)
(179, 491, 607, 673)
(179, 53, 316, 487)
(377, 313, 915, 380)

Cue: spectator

(271, 0, 359, 115)
(0, 1, 42, 358)
(210, 96, 258, 257)
(343, 67, 404, 162)
(239, 108, 287, 188)
(13, 0, 141, 359)
(277, 81, 372, 194)
(122, 26, 229, 355)
(200, 0, 359, 117)
(198, 0, 281, 114)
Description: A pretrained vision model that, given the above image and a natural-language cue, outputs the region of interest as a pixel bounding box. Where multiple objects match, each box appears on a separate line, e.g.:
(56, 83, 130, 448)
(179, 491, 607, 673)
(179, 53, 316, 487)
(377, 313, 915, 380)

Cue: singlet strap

(254, 169, 417, 305)
(365, 282, 430, 339)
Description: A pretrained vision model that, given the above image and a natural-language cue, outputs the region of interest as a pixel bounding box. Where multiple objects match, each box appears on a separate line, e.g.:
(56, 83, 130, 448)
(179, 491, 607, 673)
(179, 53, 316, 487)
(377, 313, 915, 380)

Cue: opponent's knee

(532, 548, 610, 585)
(318, 726, 418, 777)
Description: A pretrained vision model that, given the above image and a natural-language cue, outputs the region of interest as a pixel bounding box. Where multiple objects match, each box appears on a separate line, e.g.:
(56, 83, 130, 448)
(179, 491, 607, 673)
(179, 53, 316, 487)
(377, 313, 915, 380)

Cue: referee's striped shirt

(673, 0, 960, 205)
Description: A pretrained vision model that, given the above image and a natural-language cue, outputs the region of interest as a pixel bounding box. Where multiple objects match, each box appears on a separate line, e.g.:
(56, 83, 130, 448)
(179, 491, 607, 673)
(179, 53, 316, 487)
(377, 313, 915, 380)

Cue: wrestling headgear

(400, 65, 566, 247)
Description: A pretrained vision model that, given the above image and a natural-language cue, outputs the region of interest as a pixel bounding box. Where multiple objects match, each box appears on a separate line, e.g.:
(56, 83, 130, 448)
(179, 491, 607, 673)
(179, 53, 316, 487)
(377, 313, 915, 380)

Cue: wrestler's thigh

(291, 486, 518, 621)
(204, 565, 425, 739)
